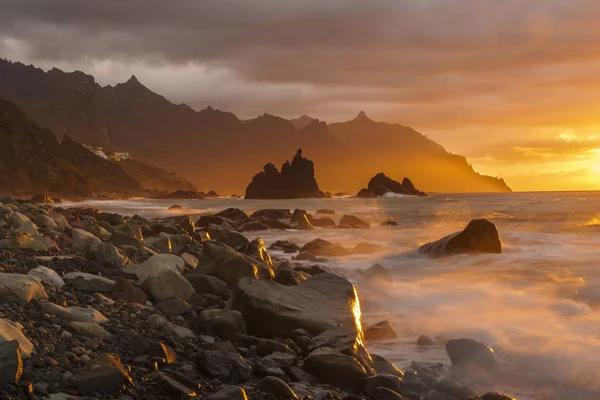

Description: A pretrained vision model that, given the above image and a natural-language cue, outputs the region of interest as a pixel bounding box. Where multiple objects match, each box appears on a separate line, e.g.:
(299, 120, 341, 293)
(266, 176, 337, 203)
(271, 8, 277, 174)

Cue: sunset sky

(2, 1, 600, 191)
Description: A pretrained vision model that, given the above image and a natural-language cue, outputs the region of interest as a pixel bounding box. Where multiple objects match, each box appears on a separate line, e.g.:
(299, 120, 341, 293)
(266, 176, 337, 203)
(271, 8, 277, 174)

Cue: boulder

(31, 194, 54, 203)
(14, 220, 39, 235)
(310, 217, 337, 227)
(64, 273, 116, 293)
(308, 325, 373, 371)
(10, 234, 53, 251)
(88, 242, 131, 268)
(362, 264, 393, 287)
(300, 239, 350, 257)
(256, 376, 298, 399)
(417, 335, 437, 346)
(232, 273, 363, 338)
(113, 221, 143, 240)
(215, 208, 249, 226)
(34, 214, 59, 230)
(204, 224, 249, 250)
(198, 241, 274, 286)
(195, 349, 251, 383)
(78, 221, 111, 240)
(197, 310, 247, 339)
(316, 209, 335, 215)
(208, 386, 248, 400)
(244, 237, 275, 271)
(142, 267, 195, 302)
(363, 374, 404, 397)
(50, 212, 71, 230)
(27, 266, 65, 288)
(469, 393, 517, 400)
(357, 173, 426, 197)
(371, 387, 406, 400)
(0, 340, 22, 384)
(304, 350, 370, 390)
(419, 219, 502, 257)
(71, 228, 101, 252)
(136, 254, 185, 282)
(371, 354, 404, 377)
(0, 273, 48, 302)
(71, 359, 130, 393)
(180, 252, 199, 268)
(338, 214, 370, 229)
(239, 221, 270, 231)
(445, 338, 497, 371)
(0, 319, 34, 357)
(352, 242, 383, 254)
(380, 220, 399, 226)
(269, 240, 301, 253)
(184, 273, 228, 296)
(7, 212, 30, 229)
(364, 321, 398, 341)
(109, 232, 144, 249)
(274, 269, 310, 286)
(245, 149, 325, 199)
(143, 235, 172, 254)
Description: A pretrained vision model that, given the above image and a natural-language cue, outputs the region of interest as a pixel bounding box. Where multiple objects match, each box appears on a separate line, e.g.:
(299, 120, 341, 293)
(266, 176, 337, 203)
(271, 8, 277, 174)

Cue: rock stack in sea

(356, 173, 427, 198)
(245, 149, 326, 199)
(0, 195, 514, 400)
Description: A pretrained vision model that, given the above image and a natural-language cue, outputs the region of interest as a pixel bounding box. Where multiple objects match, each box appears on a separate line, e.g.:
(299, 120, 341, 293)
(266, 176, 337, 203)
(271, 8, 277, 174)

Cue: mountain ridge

(0, 58, 511, 194)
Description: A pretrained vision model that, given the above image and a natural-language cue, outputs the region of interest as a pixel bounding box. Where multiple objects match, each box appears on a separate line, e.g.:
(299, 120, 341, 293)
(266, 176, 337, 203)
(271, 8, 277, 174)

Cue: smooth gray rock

(197, 309, 247, 340)
(0, 273, 48, 302)
(232, 273, 362, 338)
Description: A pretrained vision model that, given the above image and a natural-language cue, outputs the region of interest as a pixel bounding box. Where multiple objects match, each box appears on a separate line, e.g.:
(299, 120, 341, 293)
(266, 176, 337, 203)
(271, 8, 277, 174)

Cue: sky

(1, 0, 600, 191)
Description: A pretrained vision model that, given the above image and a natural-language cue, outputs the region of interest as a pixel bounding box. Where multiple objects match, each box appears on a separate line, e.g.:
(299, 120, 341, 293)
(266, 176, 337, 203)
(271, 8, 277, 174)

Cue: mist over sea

(64, 192, 600, 400)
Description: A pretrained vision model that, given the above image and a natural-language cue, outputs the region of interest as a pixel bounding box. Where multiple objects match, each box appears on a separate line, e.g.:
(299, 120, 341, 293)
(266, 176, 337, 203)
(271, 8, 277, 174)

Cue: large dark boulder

(356, 173, 426, 197)
(197, 241, 274, 286)
(445, 338, 497, 371)
(245, 149, 325, 199)
(0, 340, 22, 384)
(418, 219, 502, 257)
(299, 238, 350, 257)
(231, 273, 363, 338)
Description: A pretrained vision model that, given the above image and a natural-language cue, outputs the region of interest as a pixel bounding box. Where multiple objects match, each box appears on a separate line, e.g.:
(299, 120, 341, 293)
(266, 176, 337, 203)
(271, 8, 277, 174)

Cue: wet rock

(214, 208, 249, 226)
(274, 269, 310, 286)
(198, 241, 274, 286)
(27, 266, 64, 288)
(362, 263, 394, 287)
(232, 273, 362, 338)
(299, 239, 350, 257)
(195, 349, 251, 383)
(304, 350, 369, 390)
(256, 376, 299, 399)
(184, 273, 228, 295)
(358, 173, 426, 197)
(197, 310, 247, 339)
(308, 326, 372, 371)
(419, 219, 502, 257)
(380, 220, 399, 226)
(371, 354, 404, 378)
(365, 321, 398, 341)
(204, 224, 249, 251)
(435, 378, 477, 398)
(245, 237, 276, 271)
(352, 242, 383, 254)
(372, 387, 407, 400)
(446, 338, 497, 371)
(269, 240, 301, 253)
(40, 302, 108, 323)
(0, 340, 22, 384)
(148, 342, 177, 364)
(338, 214, 370, 229)
(310, 217, 337, 227)
(0, 319, 34, 357)
(239, 220, 270, 231)
(316, 209, 335, 215)
(111, 278, 148, 304)
(417, 335, 436, 346)
(0, 273, 48, 302)
(207, 385, 248, 400)
(363, 374, 403, 397)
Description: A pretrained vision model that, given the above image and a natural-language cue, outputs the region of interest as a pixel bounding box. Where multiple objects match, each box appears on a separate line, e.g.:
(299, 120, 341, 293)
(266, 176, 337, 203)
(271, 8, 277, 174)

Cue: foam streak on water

(65, 192, 600, 399)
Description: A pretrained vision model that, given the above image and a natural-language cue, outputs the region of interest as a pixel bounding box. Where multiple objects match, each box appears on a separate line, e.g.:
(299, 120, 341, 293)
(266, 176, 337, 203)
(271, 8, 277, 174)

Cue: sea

(62, 192, 600, 400)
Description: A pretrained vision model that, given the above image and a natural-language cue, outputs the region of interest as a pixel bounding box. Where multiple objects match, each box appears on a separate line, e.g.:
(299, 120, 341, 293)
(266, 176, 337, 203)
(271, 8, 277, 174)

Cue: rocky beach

(0, 193, 522, 400)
